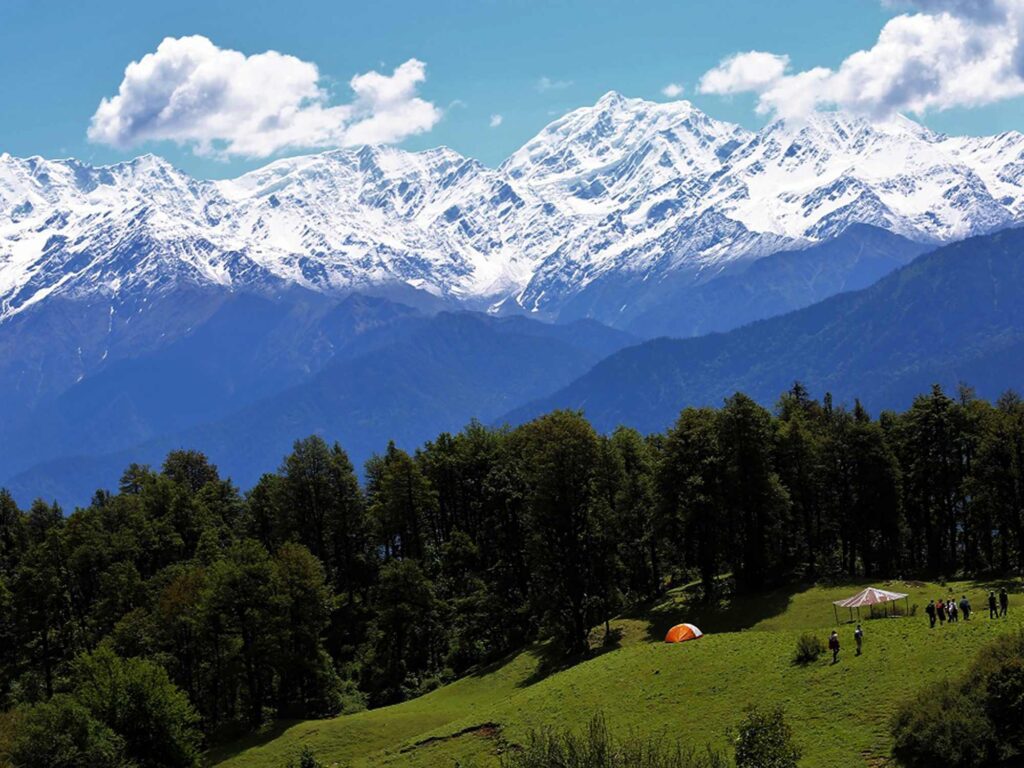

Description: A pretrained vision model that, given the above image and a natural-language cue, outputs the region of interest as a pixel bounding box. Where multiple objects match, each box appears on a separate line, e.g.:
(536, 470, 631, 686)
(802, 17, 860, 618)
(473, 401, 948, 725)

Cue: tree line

(1, 383, 1023, 765)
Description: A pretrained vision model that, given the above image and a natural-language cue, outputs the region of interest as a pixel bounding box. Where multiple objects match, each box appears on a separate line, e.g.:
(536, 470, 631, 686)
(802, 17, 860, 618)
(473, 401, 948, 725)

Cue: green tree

(970, 391, 1024, 572)
(271, 543, 342, 718)
(6, 694, 129, 768)
(71, 646, 202, 768)
(659, 407, 723, 602)
(369, 557, 440, 704)
(204, 540, 278, 728)
(606, 427, 660, 601)
(367, 442, 436, 562)
(718, 395, 791, 592)
(516, 411, 608, 654)
(774, 383, 826, 578)
(11, 506, 75, 699)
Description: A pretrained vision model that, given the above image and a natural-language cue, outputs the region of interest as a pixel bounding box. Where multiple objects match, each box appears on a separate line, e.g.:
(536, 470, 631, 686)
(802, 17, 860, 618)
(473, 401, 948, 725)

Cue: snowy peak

(3, 94, 1024, 323)
(503, 93, 749, 188)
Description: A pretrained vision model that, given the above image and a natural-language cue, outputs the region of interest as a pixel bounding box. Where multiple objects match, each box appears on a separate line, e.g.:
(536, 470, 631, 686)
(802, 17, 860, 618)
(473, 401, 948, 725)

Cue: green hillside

(210, 580, 1023, 768)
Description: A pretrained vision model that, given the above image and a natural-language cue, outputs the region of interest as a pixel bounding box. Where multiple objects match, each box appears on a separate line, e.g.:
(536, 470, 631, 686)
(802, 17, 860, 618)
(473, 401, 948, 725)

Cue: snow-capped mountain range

(3, 90, 1024, 325)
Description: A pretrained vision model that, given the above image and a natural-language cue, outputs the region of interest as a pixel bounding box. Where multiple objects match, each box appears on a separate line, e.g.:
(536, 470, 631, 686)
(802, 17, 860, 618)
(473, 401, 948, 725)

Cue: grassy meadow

(210, 579, 1023, 768)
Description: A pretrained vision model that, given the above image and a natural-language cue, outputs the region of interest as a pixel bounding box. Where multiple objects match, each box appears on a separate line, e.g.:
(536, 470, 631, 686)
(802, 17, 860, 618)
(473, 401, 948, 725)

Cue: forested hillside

(508, 227, 1024, 432)
(1, 382, 1023, 766)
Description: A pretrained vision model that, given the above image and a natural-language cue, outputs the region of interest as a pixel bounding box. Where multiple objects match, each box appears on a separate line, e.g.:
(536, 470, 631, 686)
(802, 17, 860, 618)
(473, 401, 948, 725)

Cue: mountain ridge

(4, 93, 1023, 330)
(501, 226, 1024, 433)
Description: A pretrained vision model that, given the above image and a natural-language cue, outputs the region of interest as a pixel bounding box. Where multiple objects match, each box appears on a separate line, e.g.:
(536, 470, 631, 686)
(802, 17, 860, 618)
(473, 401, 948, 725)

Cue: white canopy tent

(832, 587, 910, 623)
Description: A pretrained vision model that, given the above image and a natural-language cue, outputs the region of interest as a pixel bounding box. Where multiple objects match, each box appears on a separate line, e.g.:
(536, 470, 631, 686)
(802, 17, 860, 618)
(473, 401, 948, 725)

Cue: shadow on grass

(638, 582, 806, 643)
(512, 627, 627, 690)
(205, 718, 300, 765)
(963, 576, 1024, 593)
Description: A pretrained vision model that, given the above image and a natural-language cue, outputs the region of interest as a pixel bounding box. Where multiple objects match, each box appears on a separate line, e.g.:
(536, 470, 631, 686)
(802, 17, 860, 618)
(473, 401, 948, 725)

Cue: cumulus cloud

(489, 114, 503, 128)
(536, 76, 573, 92)
(698, 0, 1024, 119)
(88, 36, 442, 158)
(699, 52, 790, 96)
(883, 0, 1007, 21)
(661, 83, 685, 98)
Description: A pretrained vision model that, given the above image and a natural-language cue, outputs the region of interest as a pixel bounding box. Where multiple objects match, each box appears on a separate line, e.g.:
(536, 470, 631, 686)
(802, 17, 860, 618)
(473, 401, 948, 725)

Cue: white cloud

(661, 83, 685, 98)
(698, 0, 1024, 119)
(537, 76, 573, 92)
(699, 52, 790, 96)
(88, 36, 442, 158)
(883, 0, 1006, 21)
(489, 114, 504, 128)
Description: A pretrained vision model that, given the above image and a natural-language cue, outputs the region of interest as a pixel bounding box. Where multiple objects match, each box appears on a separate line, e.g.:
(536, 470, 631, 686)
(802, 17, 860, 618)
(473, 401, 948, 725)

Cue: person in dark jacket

(937, 599, 947, 624)
(959, 595, 971, 621)
(829, 630, 840, 663)
(999, 588, 1009, 617)
(854, 624, 864, 656)
(926, 599, 937, 628)
(989, 591, 999, 619)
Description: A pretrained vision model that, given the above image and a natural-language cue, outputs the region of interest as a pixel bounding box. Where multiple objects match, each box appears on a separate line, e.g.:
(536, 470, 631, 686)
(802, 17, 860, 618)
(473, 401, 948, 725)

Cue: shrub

(734, 706, 801, 768)
(892, 630, 1024, 767)
(6, 694, 130, 768)
(284, 746, 324, 768)
(984, 655, 1024, 751)
(792, 632, 824, 665)
(71, 645, 203, 768)
(502, 713, 728, 768)
(891, 680, 994, 768)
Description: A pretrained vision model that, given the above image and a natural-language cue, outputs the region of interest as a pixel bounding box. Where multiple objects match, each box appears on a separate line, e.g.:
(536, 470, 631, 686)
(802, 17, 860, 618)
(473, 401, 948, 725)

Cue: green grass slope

(211, 580, 1023, 768)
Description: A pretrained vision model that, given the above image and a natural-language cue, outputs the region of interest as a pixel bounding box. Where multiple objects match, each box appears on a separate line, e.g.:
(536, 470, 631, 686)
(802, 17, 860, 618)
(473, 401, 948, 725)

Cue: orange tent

(664, 623, 704, 643)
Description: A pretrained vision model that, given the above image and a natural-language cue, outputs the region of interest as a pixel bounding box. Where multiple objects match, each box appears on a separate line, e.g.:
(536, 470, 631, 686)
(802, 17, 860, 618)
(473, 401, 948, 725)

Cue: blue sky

(1, 0, 1022, 178)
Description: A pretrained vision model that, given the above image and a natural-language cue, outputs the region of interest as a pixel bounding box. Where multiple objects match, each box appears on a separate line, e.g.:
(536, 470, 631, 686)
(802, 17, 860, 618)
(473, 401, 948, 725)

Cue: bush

(734, 706, 801, 768)
(976, 630, 1024, 755)
(285, 746, 323, 768)
(792, 632, 824, 665)
(71, 646, 203, 768)
(502, 713, 728, 768)
(892, 630, 1024, 767)
(6, 694, 130, 768)
(891, 680, 994, 768)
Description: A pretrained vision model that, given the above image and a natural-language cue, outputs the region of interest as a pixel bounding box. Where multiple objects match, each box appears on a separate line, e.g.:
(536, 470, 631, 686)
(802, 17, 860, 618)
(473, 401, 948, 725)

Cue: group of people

(924, 588, 1009, 628)
(827, 588, 1013, 664)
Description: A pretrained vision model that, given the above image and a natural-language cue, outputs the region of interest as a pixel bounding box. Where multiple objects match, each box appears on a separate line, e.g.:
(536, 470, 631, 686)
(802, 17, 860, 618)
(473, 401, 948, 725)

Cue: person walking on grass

(960, 594, 971, 621)
(989, 591, 999, 619)
(948, 599, 958, 623)
(829, 630, 840, 664)
(854, 624, 863, 656)
(926, 599, 937, 628)
(937, 599, 947, 625)
(1000, 588, 1009, 617)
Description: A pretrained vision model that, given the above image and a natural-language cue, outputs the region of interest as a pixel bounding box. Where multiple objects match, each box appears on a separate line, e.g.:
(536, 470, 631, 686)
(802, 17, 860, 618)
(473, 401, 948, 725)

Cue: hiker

(854, 624, 863, 656)
(1000, 588, 1009, 617)
(937, 599, 947, 625)
(989, 591, 999, 619)
(829, 630, 840, 663)
(926, 599, 937, 628)
(948, 599, 958, 623)
(960, 594, 971, 621)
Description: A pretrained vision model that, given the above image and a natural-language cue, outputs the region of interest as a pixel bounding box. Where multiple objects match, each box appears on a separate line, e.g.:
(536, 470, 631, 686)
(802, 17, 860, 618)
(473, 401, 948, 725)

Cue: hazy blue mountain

(4, 94, 1024, 508)
(503, 227, 1024, 434)
(4, 309, 634, 507)
(623, 224, 933, 337)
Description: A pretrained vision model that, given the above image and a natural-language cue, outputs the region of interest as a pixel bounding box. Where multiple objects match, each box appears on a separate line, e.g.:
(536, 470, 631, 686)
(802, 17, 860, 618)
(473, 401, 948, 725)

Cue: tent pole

(833, 605, 838, 624)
